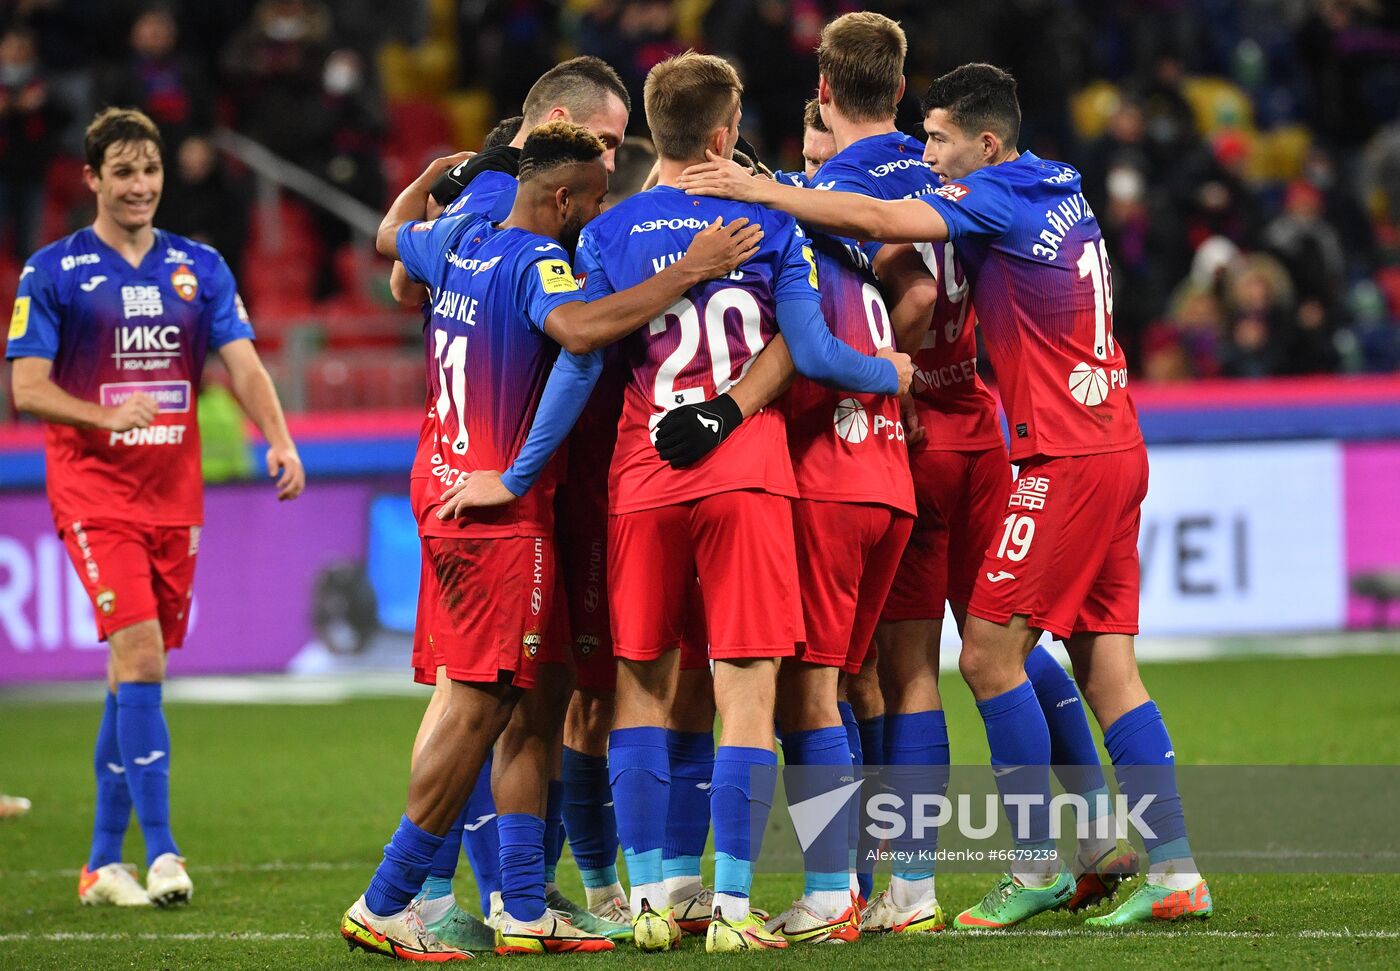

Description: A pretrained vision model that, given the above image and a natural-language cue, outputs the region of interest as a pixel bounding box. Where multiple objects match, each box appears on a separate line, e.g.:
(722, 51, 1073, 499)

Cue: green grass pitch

(2, 652, 1399, 969)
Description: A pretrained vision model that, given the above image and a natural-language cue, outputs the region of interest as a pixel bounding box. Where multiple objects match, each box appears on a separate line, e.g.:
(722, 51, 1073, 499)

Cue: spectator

(1221, 256, 1294, 378)
(1265, 179, 1347, 312)
(158, 135, 250, 279)
(0, 25, 68, 261)
(305, 48, 385, 298)
(96, 6, 213, 151)
(222, 0, 334, 166)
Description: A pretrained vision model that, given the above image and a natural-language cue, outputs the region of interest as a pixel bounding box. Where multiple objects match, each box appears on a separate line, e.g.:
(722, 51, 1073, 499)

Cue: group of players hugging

(7, 8, 1213, 962)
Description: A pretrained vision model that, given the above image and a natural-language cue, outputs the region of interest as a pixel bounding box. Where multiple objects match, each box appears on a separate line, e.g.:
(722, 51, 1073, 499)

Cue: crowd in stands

(1, 0, 1398, 411)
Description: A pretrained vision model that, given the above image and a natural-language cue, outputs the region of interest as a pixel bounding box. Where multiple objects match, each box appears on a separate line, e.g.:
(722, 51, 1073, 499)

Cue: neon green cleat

(953, 871, 1073, 930)
(421, 900, 497, 951)
(1084, 879, 1212, 927)
(631, 898, 680, 952)
(706, 911, 789, 952)
(546, 888, 634, 941)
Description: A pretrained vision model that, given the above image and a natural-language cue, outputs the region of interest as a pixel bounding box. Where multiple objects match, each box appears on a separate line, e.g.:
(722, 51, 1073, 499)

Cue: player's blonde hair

(84, 107, 164, 171)
(517, 121, 606, 183)
(818, 12, 907, 123)
(644, 51, 743, 162)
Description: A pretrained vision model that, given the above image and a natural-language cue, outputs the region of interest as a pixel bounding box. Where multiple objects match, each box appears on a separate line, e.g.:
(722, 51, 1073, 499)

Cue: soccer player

(339, 122, 761, 959)
(387, 58, 642, 947)
(572, 51, 911, 954)
(680, 61, 1211, 929)
(6, 107, 304, 908)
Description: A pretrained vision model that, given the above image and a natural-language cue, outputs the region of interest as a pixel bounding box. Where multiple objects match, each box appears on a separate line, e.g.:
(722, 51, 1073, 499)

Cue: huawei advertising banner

(0, 484, 375, 683)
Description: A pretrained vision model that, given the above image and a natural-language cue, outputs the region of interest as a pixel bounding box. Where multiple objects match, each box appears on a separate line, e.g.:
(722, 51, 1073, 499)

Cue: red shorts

(609, 490, 800, 662)
(968, 444, 1148, 640)
(59, 520, 199, 649)
(557, 491, 614, 694)
(410, 534, 564, 689)
(794, 500, 912, 673)
(883, 445, 1011, 622)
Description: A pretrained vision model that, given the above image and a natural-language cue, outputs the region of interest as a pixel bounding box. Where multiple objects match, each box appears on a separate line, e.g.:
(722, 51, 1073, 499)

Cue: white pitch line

(9, 860, 368, 880)
(0, 929, 1397, 943)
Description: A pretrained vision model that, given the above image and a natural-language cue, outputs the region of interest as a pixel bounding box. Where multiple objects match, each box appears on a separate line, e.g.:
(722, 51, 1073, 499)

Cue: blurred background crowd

(2, 0, 1398, 420)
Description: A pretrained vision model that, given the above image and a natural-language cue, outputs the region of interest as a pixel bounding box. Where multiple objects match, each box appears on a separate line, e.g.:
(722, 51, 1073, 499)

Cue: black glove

(653, 393, 743, 468)
(430, 145, 522, 207)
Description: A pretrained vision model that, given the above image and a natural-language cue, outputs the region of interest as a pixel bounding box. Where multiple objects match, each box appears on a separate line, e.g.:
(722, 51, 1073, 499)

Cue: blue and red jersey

(815, 131, 1002, 452)
(921, 151, 1141, 460)
(396, 211, 586, 537)
(6, 227, 253, 526)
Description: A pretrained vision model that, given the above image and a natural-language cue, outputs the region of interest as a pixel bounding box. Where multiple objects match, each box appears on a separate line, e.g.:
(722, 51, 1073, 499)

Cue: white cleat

(145, 852, 193, 907)
(486, 890, 504, 929)
(0, 794, 31, 819)
(79, 862, 152, 907)
(340, 894, 471, 960)
(764, 897, 861, 944)
(588, 893, 633, 924)
(859, 887, 946, 934)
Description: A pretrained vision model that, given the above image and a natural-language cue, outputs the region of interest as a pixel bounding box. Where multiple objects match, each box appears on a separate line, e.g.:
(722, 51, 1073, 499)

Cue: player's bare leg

(952, 614, 1073, 928)
(410, 666, 496, 952)
(102, 621, 193, 907)
(562, 688, 631, 922)
(1066, 634, 1209, 925)
(663, 667, 718, 932)
(343, 677, 517, 960)
(613, 654, 684, 950)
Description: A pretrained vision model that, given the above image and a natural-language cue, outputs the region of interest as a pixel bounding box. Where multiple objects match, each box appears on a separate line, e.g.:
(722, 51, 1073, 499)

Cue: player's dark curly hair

(85, 107, 164, 170)
(921, 63, 1021, 148)
(484, 115, 524, 149)
(517, 121, 606, 183)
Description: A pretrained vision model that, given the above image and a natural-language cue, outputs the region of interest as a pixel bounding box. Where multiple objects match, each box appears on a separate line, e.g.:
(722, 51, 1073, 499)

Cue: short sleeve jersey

(575, 186, 806, 514)
(6, 228, 253, 527)
(815, 132, 1002, 452)
(396, 211, 586, 538)
(920, 152, 1141, 460)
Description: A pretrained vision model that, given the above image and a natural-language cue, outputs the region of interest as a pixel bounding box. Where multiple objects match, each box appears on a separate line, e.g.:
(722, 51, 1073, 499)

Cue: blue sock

(663, 729, 713, 885)
(837, 703, 863, 895)
(608, 727, 670, 893)
(884, 711, 949, 882)
(976, 681, 1054, 861)
(365, 815, 445, 917)
(542, 780, 564, 887)
(115, 682, 178, 865)
(425, 800, 469, 894)
(854, 715, 884, 900)
(89, 691, 132, 871)
(837, 702, 859, 761)
(710, 746, 778, 899)
(462, 754, 499, 913)
(497, 813, 547, 922)
(1025, 646, 1109, 812)
(781, 727, 853, 896)
(1103, 701, 1192, 868)
(561, 747, 618, 888)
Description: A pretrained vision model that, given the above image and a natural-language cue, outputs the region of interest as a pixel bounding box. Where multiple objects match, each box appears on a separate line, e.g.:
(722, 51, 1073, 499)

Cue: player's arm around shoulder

(541, 216, 764, 354)
(679, 150, 948, 245)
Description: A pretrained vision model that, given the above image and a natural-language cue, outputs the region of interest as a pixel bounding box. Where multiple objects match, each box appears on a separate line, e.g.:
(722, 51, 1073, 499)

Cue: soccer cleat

(1084, 879, 1213, 927)
(0, 793, 31, 819)
(764, 898, 860, 944)
(420, 899, 497, 952)
(494, 908, 615, 955)
(705, 911, 789, 952)
(953, 871, 1073, 929)
(587, 893, 633, 924)
(1067, 849, 1139, 913)
(670, 885, 714, 935)
(545, 888, 633, 941)
(859, 888, 945, 934)
(631, 898, 681, 952)
(340, 895, 473, 961)
(145, 852, 193, 907)
(485, 891, 504, 930)
(78, 862, 152, 907)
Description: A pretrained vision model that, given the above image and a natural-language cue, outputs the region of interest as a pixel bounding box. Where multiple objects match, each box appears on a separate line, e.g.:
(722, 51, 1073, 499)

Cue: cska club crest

(171, 266, 199, 301)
